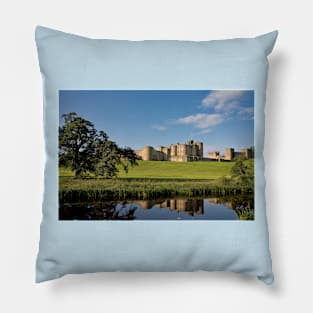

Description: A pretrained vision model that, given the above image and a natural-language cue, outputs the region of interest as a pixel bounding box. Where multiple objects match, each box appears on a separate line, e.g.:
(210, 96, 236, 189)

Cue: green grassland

(59, 160, 254, 201)
(60, 160, 246, 180)
(118, 160, 234, 179)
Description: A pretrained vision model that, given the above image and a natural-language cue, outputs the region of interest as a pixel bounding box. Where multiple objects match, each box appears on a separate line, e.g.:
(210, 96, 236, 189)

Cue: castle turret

(170, 144, 177, 157)
(141, 146, 153, 161)
(241, 148, 253, 159)
(225, 148, 234, 161)
(195, 141, 203, 158)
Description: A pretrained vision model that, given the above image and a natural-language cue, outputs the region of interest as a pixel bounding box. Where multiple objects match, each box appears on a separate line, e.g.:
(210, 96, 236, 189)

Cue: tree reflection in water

(208, 195, 254, 220)
(60, 201, 137, 220)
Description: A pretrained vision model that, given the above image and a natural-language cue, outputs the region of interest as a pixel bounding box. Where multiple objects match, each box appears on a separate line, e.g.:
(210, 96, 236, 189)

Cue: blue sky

(59, 90, 254, 155)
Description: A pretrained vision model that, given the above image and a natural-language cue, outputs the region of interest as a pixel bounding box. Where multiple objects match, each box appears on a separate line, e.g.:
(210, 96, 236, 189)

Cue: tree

(231, 156, 254, 188)
(59, 112, 138, 178)
(94, 131, 121, 178)
(94, 131, 138, 178)
(59, 112, 97, 177)
(118, 146, 138, 175)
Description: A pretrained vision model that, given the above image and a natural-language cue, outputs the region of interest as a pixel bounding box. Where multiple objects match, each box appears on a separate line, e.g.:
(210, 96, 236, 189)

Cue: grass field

(59, 160, 246, 180)
(59, 160, 254, 201)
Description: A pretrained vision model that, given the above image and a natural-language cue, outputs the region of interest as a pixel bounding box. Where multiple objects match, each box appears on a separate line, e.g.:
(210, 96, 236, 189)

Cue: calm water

(59, 195, 254, 220)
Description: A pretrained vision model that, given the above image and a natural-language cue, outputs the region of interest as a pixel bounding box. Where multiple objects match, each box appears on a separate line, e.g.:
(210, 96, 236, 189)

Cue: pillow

(35, 26, 277, 284)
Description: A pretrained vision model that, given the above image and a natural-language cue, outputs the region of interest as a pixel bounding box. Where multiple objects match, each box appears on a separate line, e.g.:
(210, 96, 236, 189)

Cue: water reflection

(135, 199, 204, 216)
(59, 195, 254, 220)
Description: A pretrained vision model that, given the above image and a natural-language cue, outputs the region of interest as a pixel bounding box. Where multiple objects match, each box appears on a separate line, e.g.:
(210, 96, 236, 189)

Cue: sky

(59, 90, 254, 155)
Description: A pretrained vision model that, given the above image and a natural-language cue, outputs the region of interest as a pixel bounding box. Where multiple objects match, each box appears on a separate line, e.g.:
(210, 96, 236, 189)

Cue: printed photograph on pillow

(59, 90, 255, 221)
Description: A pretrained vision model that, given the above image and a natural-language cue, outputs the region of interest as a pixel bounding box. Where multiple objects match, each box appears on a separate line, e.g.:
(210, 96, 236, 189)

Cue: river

(59, 194, 254, 220)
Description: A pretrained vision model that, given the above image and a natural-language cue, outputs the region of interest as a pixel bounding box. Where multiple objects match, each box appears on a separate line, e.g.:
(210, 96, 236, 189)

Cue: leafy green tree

(59, 112, 97, 177)
(94, 131, 121, 178)
(231, 156, 254, 188)
(118, 146, 138, 174)
(94, 131, 138, 178)
(59, 112, 138, 179)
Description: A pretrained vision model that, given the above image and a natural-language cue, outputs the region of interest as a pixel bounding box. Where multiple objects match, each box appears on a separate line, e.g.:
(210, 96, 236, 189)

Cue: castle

(135, 140, 253, 162)
(135, 140, 203, 162)
(207, 147, 253, 161)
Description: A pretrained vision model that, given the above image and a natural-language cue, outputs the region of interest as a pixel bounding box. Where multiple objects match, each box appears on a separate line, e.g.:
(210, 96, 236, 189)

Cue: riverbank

(59, 177, 253, 201)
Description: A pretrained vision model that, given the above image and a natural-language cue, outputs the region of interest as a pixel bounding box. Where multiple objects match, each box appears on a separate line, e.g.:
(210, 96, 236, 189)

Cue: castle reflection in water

(132, 198, 236, 217)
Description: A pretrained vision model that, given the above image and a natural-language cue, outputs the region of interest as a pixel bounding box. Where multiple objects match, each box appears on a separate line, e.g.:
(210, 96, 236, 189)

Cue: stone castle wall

(208, 147, 253, 161)
(135, 140, 203, 162)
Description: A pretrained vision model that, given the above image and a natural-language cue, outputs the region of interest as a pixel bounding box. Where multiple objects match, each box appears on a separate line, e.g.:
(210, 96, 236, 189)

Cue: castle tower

(191, 144, 197, 156)
(141, 146, 153, 161)
(225, 148, 234, 161)
(181, 144, 187, 156)
(170, 144, 177, 157)
(241, 148, 253, 159)
(195, 141, 203, 158)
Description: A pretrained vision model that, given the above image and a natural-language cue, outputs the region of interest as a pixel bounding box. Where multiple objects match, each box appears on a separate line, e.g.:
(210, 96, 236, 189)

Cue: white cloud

(201, 90, 254, 121)
(201, 90, 246, 113)
(237, 107, 254, 120)
(176, 113, 224, 129)
(151, 124, 167, 131)
(194, 128, 212, 135)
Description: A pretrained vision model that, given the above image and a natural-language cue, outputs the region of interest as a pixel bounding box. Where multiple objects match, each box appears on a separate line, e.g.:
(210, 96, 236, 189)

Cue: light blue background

(35, 26, 277, 284)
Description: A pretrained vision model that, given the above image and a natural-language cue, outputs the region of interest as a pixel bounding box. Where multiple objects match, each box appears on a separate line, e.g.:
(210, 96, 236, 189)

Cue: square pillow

(35, 26, 277, 284)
